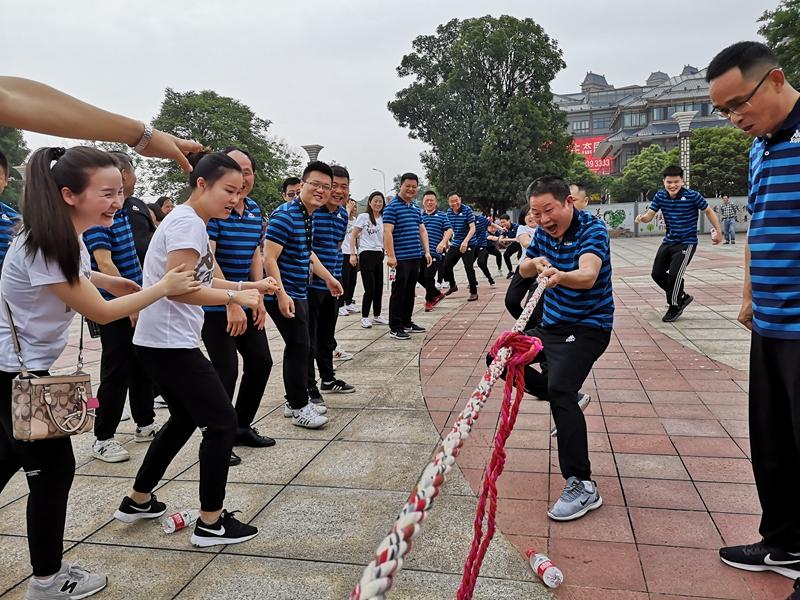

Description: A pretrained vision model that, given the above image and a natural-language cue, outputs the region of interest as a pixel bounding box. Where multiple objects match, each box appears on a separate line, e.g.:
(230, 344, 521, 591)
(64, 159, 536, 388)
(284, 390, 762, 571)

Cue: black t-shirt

(124, 196, 156, 264)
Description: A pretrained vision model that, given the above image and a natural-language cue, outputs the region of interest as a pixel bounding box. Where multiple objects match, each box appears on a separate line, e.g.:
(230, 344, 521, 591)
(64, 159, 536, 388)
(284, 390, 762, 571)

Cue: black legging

(472, 247, 495, 285)
(0, 370, 75, 577)
(339, 255, 358, 307)
(133, 347, 237, 512)
(486, 245, 503, 271)
(504, 242, 523, 273)
(359, 250, 384, 318)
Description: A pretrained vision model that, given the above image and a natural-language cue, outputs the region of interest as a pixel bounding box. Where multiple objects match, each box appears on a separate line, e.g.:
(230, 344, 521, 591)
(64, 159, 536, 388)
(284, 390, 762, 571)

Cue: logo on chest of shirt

(791, 130, 800, 144)
(1, 214, 9, 221)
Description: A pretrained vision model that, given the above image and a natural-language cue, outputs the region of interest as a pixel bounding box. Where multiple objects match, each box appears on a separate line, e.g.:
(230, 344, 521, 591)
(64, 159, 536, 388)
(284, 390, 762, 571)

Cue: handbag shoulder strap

(77, 317, 85, 371)
(3, 300, 29, 378)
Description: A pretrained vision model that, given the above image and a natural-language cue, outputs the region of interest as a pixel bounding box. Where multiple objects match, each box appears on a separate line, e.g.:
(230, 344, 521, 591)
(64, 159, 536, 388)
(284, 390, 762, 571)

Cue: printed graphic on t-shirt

(195, 245, 215, 285)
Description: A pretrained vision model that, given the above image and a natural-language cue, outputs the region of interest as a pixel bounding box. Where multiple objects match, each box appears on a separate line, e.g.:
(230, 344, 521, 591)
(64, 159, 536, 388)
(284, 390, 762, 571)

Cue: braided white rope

(350, 279, 547, 600)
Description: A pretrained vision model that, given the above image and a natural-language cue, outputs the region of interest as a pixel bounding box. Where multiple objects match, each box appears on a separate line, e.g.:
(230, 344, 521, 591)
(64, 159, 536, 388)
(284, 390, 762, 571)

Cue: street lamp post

(672, 110, 698, 188)
(371, 168, 387, 195)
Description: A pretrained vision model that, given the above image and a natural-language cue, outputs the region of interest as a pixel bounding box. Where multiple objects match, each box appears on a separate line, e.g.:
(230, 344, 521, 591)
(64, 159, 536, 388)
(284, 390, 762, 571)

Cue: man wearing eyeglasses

(707, 41, 800, 584)
(281, 176, 302, 205)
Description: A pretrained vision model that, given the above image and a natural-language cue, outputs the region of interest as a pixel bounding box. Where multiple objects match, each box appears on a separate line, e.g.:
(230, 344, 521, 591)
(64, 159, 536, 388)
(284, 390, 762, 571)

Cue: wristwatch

(225, 290, 235, 305)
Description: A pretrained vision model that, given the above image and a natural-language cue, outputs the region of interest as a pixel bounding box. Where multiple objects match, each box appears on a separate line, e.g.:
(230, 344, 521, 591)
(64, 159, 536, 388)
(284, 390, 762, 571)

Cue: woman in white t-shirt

(350, 191, 387, 328)
(0, 146, 200, 599)
(117, 152, 277, 549)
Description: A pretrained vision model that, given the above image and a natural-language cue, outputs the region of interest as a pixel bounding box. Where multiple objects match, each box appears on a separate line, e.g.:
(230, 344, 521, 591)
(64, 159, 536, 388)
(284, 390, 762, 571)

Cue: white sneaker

(435, 282, 442, 290)
(338, 306, 349, 317)
(92, 438, 130, 463)
(372, 315, 390, 325)
(26, 561, 107, 600)
(361, 317, 373, 328)
(333, 348, 353, 361)
(283, 401, 326, 417)
(346, 302, 360, 313)
(153, 395, 169, 409)
(291, 403, 329, 429)
(135, 422, 161, 442)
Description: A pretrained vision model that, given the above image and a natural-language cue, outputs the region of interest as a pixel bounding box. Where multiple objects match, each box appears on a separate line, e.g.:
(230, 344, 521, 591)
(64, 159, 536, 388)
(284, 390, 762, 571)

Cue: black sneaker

(678, 293, 694, 313)
(506, 271, 514, 279)
(662, 306, 681, 323)
(235, 426, 276, 448)
(321, 379, 355, 393)
(788, 578, 800, 600)
(308, 385, 323, 403)
(191, 509, 259, 548)
(229, 451, 242, 466)
(720, 541, 800, 579)
(405, 322, 426, 333)
(113, 493, 166, 523)
(390, 329, 411, 340)
(444, 284, 459, 297)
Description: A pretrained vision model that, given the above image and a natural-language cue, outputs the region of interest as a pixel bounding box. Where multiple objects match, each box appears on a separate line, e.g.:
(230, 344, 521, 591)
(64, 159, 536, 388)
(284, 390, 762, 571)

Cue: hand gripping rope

(350, 279, 548, 600)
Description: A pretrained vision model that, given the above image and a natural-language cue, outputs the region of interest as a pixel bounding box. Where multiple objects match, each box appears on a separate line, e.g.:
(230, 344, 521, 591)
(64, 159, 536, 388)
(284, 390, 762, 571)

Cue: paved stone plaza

(0, 236, 791, 599)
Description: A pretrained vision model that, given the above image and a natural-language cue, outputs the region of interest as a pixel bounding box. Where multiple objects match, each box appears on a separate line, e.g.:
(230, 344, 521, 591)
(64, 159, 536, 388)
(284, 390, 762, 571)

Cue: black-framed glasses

(713, 68, 780, 119)
(303, 179, 333, 192)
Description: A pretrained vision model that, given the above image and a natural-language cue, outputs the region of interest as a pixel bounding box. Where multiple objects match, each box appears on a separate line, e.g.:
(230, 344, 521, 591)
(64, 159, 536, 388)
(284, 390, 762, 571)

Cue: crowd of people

(0, 38, 799, 600)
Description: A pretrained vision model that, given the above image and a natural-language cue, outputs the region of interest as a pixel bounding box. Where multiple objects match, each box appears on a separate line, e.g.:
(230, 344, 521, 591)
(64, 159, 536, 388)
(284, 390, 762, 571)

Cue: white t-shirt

(0, 232, 92, 372)
(133, 204, 215, 349)
(354, 213, 384, 253)
(516, 225, 536, 239)
(341, 217, 356, 255)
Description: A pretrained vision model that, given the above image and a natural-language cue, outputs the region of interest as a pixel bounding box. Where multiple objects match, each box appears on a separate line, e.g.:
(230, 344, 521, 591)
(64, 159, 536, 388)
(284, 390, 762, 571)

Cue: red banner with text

(571, 136, 614, 175)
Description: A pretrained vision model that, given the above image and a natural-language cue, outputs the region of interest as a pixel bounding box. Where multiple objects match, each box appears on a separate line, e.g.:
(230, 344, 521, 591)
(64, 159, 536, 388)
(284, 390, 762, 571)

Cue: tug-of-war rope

(351, 278, 548, 600)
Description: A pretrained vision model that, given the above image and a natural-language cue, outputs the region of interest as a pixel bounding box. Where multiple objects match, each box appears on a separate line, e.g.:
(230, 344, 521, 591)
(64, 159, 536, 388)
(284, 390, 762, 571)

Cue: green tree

(148, 88, 301, 212)
(388, 15, 572, 213)
(690, 127, 751, 197)
(565, 153, 600, 194)
(0, 127, 30, 207)
(759, 0, 800, 86)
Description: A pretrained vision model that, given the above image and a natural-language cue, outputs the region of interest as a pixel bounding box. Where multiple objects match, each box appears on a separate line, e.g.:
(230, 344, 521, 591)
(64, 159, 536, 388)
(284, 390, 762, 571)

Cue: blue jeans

(723, 217, 736, 242)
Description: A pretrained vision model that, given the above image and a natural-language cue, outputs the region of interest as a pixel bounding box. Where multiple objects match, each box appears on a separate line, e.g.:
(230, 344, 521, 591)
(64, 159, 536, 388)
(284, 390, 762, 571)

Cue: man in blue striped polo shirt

(471, 211, 496, 288)
(499, 214, 522, 278)
(495, 175, 613, 522)
(419, 190, 452, 311)
(635, 165, 722, 322)
(0, 150, 20, 275)
(383, 172, 431, 340)
(201, 147, 275, 463)
(264, 161, 343, 428)
(84, 203, 158, 463)
(442, 193, 479, 301)
(307, 164, 355, 403)
(708, 41, 800, 581)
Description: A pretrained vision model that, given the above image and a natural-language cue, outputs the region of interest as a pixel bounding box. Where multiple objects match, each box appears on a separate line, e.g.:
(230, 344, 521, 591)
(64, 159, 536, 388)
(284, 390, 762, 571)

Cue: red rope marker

(351, 279, 548, 600)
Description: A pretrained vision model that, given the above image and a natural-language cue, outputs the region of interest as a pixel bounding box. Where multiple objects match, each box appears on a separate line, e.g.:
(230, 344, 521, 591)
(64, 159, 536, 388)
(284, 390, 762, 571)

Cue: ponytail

(23, 146, 117, 284)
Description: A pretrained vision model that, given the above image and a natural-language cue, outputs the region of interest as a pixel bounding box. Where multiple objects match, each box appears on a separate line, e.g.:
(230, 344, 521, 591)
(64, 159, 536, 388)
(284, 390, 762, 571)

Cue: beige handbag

(4, 302, 95, 441)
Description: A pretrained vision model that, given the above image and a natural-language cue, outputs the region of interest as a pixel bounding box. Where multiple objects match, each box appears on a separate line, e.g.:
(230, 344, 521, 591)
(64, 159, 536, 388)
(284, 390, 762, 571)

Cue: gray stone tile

(294, 440, 437, 491)
(338, 409, 440, 445)
(343, 350, 418, 368)
(87, 481, 280, 554)
(332, 366, 402, 385)
(76, 435, 202, 480)
(403, 494, 535, 581)
(176, 555, 362, 600)
(0, 471, 27, 509)
(368, 385, 428, 410)
(225, 486, 406, 563)
(0, 535, 39, 594)
(0, 475, 134, 541)
(175, 439, 326, 485)
(254, 407, 361, 441)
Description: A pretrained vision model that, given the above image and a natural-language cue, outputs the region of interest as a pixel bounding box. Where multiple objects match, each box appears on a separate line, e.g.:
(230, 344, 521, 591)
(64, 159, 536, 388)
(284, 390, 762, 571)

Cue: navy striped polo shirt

(0, 202, 20, 274)
(265, 199, 311, 301)
(83, 208, 143, 300)
(421, 210, 452, 259)
(447, 204, 476, 245)
(473, 213, 490, 248)
(310, 204, 348, 292)
(383, 198, 423, 260)
(526, 209, 614, 330)
(649, 187, 708, 245)
(204, 197, 264, 313)
(501, 222, 519, 239)
(747, 98, 800, 339)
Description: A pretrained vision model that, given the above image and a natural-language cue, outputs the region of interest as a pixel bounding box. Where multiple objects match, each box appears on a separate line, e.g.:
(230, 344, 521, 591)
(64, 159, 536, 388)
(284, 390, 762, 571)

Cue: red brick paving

(420, 269, 793, 599)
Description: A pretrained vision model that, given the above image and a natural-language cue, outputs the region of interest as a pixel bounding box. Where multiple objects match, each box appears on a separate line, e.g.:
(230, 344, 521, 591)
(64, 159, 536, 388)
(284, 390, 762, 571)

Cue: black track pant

(0, 370, 74, 577)
(443, 246, 478, 294)
(201, 310, 272, 429)
(749, 332, 800, 550)
(504, 242, 522, 272)
(486, 245, 503, 271)
(488, 325, 610, 481)
(265, 299, 311, 409)
(307, 288, 337, 385)
(651, 242, 696, 308)
(389, 258, 419, 331)
(339, 255, 358, 307)
(133, 348, 236, 512)
(472, 247, 496, 284)
(94, 317, 154, 440)
(417, 256, 441, 302)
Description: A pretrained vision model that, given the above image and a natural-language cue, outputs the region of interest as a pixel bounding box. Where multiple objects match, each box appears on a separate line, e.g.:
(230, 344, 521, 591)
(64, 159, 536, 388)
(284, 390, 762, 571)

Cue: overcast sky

(2, 0, 776, 200)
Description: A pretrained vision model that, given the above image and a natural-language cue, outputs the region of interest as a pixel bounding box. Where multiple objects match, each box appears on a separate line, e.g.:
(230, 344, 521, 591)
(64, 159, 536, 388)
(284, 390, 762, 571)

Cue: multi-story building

(555, 66, 729, 175)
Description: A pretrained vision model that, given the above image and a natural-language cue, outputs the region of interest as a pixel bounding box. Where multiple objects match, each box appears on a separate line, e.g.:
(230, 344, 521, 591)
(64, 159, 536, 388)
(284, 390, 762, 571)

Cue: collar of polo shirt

(765, 97, 800, 146)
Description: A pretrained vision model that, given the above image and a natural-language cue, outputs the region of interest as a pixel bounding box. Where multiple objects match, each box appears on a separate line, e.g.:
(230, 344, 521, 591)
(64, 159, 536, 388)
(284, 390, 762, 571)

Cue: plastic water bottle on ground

(389, 267, 396, 282)
(162, 509, 200, 534)
(525, 548, 563, 588)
